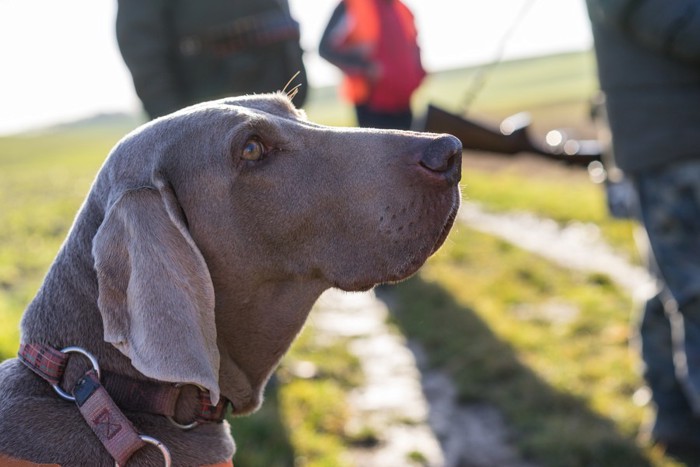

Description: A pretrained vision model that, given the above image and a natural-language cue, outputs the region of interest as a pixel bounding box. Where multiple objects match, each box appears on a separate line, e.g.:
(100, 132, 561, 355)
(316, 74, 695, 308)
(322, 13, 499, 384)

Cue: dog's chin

(333, 255, 422, 292)
(338, 283, 376, 293)
(336, 254, 428, 292)
(337, 198, 460, 292)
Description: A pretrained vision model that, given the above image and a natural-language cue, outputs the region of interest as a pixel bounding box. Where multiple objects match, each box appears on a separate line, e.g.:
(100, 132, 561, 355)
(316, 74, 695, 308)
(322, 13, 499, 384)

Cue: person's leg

(355, 105, 412, 130)
(637, 161, 700, 412)
(354, 104, 373, 128)
(635, 162, 700, 459)
(676, 297, 700, 411)
(639, 292, 700, 442)
(388, 109, 413, 131)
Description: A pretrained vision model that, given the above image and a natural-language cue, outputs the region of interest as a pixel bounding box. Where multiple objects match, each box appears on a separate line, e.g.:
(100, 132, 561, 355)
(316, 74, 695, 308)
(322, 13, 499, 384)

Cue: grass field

(0, 51, 680, 466)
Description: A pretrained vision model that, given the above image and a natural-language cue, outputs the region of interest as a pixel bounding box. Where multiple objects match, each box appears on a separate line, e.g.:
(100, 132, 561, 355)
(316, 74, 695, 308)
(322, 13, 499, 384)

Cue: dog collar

(0, 453, 233, 467)
(17, 343, 231, 466)
(18, 343, 229, 425)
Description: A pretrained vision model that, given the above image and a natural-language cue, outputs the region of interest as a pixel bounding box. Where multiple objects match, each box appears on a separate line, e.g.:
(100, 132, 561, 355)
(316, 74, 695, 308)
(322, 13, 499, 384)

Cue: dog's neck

(213, 276, 327, 414)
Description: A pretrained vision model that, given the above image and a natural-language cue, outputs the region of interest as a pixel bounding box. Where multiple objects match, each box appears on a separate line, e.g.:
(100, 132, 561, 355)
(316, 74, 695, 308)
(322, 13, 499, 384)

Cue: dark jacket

(117, 0, 307, 118)
(586, 0, 700, 173)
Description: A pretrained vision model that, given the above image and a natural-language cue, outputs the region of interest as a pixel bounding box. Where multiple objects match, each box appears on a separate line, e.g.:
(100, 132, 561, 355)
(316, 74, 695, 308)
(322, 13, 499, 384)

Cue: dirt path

(458, 201, 656, 299)
(314, 288, 535, 467)
(313, 289, 445, 466)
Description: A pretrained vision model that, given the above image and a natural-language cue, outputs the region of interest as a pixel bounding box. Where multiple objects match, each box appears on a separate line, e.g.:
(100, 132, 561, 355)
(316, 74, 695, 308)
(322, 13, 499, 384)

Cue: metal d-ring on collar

(116, 435, 172, 467)
(51, 346, 102, 401)
(167, 382, 206, 430)
(40, 345, 172, 467)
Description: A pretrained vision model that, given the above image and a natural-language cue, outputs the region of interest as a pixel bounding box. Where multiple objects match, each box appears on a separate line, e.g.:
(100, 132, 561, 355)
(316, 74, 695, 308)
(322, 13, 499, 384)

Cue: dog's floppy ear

(92, 185, 220, 403)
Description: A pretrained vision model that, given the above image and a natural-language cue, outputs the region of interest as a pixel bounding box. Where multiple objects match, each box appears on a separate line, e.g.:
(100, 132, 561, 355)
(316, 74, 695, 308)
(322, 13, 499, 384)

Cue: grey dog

(0, 93, 461, 466)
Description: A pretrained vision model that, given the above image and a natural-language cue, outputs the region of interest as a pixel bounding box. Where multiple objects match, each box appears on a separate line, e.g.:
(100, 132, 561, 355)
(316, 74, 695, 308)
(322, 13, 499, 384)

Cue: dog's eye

(242, 138, 265, 161)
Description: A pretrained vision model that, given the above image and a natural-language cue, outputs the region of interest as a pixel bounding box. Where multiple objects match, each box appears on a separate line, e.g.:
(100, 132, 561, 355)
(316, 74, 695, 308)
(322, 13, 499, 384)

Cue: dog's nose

(419, 134, 462, 185)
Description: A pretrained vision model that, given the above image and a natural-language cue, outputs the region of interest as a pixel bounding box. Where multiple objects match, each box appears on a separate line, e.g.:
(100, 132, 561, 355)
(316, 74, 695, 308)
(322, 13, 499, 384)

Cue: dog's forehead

(218, 93, 304, 120)
(145, 93, 305, 137)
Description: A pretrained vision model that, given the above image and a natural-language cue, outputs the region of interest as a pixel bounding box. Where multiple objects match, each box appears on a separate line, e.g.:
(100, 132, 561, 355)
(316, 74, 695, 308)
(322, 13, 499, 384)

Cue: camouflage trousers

(634, 159, 700, 430)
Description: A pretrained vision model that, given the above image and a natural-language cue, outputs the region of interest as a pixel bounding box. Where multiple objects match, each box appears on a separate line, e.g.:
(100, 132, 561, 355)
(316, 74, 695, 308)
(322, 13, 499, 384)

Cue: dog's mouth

(430, 197, 459, 255)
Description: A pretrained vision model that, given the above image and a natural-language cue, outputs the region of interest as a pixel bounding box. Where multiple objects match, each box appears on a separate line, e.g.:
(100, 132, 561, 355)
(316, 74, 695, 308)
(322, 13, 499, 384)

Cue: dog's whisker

(287, 85, 301, 101)
(283, 71, 302, 96)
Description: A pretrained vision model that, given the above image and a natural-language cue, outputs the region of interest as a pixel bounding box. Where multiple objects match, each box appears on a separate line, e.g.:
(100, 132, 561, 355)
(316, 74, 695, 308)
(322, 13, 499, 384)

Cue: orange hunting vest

(340, 0, 424, 106)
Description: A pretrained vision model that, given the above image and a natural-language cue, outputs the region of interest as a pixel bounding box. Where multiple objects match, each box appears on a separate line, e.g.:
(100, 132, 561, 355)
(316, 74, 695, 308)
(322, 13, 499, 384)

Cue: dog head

(91, 93, 461, 412)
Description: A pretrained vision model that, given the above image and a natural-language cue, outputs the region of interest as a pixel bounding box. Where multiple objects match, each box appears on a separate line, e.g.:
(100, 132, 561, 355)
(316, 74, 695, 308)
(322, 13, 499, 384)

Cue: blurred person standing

(586, 0, 700, 457)
(116, 0, 308, 119)
(318, 0, 425, 130)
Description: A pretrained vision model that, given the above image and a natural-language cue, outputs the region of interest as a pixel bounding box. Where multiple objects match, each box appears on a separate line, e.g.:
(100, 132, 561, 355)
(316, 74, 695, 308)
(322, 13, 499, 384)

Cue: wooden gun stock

(423, 105, 601, 167)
